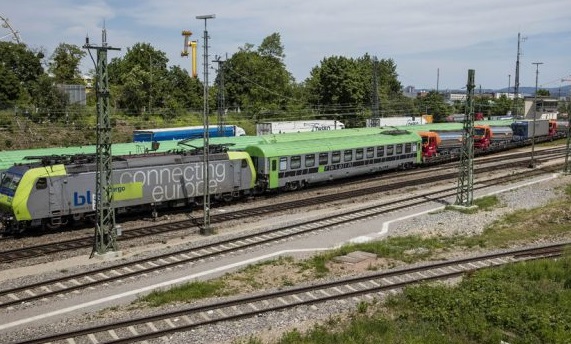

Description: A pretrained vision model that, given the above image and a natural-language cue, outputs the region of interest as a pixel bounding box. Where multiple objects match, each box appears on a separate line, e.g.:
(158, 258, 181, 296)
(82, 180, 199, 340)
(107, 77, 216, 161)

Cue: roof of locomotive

(243, 129, 421, 157)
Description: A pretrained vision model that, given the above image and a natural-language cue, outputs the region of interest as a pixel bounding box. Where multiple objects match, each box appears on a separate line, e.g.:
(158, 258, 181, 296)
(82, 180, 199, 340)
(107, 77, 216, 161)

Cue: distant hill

(496, 84, 571, 97)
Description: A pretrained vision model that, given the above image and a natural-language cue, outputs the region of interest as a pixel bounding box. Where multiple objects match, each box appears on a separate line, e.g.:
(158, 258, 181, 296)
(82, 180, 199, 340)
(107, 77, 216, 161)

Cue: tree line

(0, 33, 528, 126)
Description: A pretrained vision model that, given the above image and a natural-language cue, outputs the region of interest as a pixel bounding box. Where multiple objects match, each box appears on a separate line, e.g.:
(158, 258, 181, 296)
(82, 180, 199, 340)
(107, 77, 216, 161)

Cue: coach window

(305, 154, 315, 167)
(366, 147, 374, 158)
(331, 151, 341, 163)
(377, 146, 385, 157)
(290, 156, 301, 169)
(396, 144, 403, 155)
(319, 152, 329, 165)
(279, 157, 288, 171)
(356, 148, 364, 160)
(271, 160, 277, 171)
(405, 142, 412, 153)
(344, 149, 353, 162)
(387, 145, 394, 156)
(36, 177, 47, 190)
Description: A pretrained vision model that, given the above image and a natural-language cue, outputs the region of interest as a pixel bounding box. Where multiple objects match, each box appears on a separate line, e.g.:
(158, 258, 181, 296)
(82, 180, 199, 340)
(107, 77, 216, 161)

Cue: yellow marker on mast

(181, 30, 198, 78)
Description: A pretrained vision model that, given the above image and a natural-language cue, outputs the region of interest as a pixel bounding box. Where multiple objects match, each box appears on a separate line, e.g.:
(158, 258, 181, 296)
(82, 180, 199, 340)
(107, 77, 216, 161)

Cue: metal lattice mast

(513, 33, 525, 118)
(565, 111, 571, 174)
(84, 28, 121, 256)
(213, 56, 226, 137)
(197, 14, 215, 235)
(370, 56, 380, 127)
(455, 69, 475, 207)
(563, 79, 571, 174)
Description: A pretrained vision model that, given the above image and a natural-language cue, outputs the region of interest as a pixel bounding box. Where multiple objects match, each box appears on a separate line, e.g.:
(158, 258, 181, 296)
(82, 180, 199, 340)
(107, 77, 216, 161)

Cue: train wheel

(287, 182, 300, 191)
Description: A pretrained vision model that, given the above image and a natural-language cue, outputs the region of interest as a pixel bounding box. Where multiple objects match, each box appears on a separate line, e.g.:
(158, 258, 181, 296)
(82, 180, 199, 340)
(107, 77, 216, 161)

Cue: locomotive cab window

(0, 173, 21, 191)
(305, 154, 315, 167)
(36, 177, 47, 190)
(344, 150, 352, 162)
(241, 159, 248, 168)
(331, 151, 341, 163)
(290, 156, 301, 169)
(355, 148, 364, 160)
(279, 157, 287, 171)
(319, 153, 329, 165)
(377, 146, 385, 157)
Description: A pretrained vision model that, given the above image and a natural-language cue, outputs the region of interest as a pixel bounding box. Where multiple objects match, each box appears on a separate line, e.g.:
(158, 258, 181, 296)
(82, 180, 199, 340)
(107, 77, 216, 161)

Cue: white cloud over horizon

(2, 0, 571, 90)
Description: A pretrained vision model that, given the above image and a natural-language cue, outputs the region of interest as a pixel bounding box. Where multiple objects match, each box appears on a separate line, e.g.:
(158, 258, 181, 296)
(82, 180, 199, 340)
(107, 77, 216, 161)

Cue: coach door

(268, 157, 280, 189)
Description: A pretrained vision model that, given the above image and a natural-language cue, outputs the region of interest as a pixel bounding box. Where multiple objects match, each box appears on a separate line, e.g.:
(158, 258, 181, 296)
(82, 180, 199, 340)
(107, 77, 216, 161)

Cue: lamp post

(529, 62, 543, 168)
(196, 14, 215, 235)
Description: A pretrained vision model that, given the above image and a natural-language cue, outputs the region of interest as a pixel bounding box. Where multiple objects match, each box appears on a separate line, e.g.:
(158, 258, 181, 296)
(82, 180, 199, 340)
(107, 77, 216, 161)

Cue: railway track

(12, 242, 568, 344)
(0, 165, 559, 310)
(0, 148, 564, 264)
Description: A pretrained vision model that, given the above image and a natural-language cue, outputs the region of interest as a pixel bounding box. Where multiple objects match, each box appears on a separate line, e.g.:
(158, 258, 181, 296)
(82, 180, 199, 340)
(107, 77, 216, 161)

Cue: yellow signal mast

(181, 30, 198, 78)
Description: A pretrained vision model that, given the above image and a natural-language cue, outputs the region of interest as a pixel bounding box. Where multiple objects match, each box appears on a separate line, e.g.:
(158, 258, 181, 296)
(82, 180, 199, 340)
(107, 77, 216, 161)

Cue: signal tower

(455, 69, 476, 208)
(84, 28, 121, 257)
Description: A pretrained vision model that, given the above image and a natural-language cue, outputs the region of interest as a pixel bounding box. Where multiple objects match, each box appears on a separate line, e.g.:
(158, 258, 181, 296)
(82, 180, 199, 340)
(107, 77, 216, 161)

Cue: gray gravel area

(2, 173, 571, 344)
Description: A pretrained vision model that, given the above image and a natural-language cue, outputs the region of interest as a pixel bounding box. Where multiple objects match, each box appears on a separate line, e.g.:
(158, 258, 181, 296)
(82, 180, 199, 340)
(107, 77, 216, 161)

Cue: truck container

(366, 116, 427, 127)
(511, 120, 549, 141)
(255, 120, 344, 135)
(133, 125, 246, 142)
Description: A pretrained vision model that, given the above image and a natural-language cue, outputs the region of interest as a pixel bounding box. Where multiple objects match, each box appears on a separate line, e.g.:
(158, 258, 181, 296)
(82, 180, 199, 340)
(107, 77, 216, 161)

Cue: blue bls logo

(73, 190, 92, 206)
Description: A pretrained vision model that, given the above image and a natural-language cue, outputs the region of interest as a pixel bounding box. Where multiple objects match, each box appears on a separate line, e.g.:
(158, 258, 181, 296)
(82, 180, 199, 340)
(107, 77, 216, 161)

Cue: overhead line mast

(83, 28, 121, 257)
(455, 69, 476, 208)
(513, 32, 526, 118)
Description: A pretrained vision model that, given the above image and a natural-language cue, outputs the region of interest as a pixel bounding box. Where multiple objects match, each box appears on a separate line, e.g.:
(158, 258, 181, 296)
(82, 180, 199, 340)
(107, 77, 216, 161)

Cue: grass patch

(325, 235, 458, 264)
(445, 195, 501, 214)
(269, 255, 571, 344)
(137, 280, 226, 307)
(473, 195, 500, 210)
(462, 196, 571, 248)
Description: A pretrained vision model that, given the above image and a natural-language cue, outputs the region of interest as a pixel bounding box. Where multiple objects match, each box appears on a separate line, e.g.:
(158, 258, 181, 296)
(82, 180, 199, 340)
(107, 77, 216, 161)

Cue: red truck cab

(419, 131, 441, 158)
(473, 125, 491, 150)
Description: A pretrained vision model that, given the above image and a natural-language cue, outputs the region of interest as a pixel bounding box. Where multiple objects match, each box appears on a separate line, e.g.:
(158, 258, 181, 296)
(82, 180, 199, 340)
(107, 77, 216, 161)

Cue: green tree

(27, 74, 69, 121)
(305, 56, 367, 114)
(0, 42, 44, 109)
(48, 43, 86, 84)
(490, 95, 512, 117)
(536, 89, 550, 97)
(220, 33, 294, 118)
(164, 65, 203, 115)
(415, 91, 452, 122)
(258, 32, 285, 59)
(109, 43, 170, 114)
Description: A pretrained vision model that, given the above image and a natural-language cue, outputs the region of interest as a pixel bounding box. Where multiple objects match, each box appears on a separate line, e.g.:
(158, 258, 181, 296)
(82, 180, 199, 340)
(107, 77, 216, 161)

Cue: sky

(2, 0, 571, 91)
